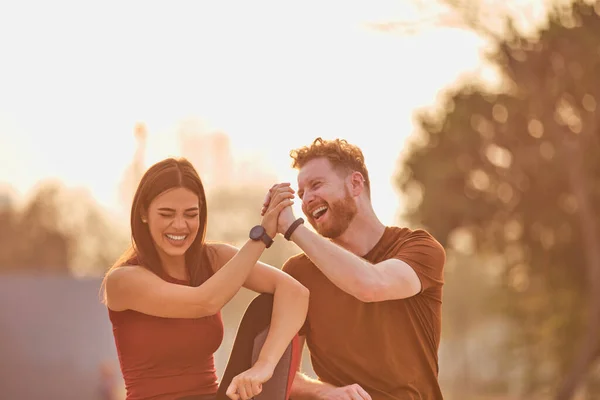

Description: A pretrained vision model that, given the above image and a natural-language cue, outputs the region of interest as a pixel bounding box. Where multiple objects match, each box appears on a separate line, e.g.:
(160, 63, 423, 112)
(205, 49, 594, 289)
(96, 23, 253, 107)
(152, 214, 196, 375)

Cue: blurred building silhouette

(0, 193, 11, 210)
(118, 123, 147, 214)
(177, 119, 276, 190)
(178, 119, 234, 190)
(233, 156, 278, 187)
(0, 183, 16, 210)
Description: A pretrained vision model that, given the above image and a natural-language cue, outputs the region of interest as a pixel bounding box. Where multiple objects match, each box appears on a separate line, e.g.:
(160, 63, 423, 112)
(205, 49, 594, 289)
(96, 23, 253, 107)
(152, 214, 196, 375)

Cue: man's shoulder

(385, 225, 446, 266)
(387, 226, 442, 245)
(282, 252, 311, 269)
(281, 252, 313, 276)
(383, 226, 445, 259)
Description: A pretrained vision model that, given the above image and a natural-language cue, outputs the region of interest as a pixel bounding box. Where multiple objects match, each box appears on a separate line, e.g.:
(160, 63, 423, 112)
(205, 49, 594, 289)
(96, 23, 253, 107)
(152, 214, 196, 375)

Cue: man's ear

(349, 171, 365, 197)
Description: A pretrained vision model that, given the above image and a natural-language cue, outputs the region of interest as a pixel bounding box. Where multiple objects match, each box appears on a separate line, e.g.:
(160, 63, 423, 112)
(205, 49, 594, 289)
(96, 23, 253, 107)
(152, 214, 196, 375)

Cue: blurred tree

(16, 182, 71, 273)
(0, 185, 20, 269)
(0, 180, 129, 276)
(395, 1, 600, 398)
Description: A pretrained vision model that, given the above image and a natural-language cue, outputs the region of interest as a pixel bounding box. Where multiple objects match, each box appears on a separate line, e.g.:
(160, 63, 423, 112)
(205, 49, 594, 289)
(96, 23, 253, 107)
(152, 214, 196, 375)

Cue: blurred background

(1, 0, 599, 399)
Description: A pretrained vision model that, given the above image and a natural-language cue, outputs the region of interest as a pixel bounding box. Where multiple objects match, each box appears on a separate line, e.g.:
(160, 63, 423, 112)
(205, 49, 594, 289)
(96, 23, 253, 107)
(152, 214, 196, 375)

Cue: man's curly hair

(290, 137, 371, 195)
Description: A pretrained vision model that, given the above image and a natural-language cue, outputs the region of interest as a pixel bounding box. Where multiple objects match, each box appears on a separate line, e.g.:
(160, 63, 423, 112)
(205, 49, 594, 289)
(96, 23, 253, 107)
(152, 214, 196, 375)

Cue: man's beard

(308, 190, 357, 239)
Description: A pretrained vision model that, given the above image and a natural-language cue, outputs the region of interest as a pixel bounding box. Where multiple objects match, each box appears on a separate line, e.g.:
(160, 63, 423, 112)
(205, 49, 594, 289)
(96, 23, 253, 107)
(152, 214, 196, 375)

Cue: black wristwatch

(249, 225, 274, 248)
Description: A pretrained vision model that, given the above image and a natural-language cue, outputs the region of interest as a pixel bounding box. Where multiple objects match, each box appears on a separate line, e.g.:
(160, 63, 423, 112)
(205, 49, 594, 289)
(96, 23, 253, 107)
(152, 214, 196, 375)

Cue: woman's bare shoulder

(205, 241, 240, 271)
(106, 264, 155, 283)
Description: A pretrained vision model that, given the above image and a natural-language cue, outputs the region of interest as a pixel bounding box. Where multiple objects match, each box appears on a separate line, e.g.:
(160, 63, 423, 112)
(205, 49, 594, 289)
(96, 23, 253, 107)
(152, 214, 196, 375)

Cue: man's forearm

(289, 224, 377, 300)
(290, 372, 336, 400)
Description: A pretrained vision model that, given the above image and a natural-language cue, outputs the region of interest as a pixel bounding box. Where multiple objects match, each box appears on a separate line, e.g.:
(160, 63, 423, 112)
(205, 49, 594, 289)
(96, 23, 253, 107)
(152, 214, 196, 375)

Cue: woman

(102, 157, 309, 400)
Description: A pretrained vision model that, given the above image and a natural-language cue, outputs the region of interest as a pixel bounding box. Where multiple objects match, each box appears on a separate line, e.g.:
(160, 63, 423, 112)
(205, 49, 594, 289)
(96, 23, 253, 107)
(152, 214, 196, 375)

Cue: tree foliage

(397, 1, 600, 397)
(0, 181, 129, 276)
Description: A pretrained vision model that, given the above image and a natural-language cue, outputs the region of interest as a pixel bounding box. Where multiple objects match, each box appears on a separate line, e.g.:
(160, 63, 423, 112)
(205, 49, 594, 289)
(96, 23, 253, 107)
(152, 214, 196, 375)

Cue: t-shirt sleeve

(282, 256, 309, 336)
(394, 230, 445, 294)
(281, 256, 298, 278)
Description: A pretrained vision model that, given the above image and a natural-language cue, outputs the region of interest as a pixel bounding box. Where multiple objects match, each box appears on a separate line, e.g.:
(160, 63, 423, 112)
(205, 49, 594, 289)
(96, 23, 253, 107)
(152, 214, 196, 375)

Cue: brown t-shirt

(282, 227, 445, 400)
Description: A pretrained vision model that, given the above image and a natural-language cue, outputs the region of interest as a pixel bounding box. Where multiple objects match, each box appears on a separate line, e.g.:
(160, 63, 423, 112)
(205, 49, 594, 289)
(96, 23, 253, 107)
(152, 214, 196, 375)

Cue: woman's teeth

(166, 234, 187, 241)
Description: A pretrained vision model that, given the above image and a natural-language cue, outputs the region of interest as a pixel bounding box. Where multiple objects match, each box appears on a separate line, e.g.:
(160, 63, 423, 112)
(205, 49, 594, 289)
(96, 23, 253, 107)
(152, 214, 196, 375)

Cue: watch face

(250, 225, 265, 240)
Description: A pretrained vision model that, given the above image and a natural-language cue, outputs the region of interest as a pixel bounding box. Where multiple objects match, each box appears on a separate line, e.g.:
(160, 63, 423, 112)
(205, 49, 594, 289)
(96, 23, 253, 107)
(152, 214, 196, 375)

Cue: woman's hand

(225, 360, 275, 400)
(260, 183, 295, 238)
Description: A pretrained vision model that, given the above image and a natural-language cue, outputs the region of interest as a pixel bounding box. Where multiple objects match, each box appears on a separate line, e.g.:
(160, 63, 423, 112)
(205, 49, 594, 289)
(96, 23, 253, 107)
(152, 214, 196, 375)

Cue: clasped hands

(260, 183, 298, 238)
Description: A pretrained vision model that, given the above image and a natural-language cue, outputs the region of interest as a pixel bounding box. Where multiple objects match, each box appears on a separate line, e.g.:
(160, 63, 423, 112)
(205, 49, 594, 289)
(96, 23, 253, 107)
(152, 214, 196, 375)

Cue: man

(261, 137, 446, 400)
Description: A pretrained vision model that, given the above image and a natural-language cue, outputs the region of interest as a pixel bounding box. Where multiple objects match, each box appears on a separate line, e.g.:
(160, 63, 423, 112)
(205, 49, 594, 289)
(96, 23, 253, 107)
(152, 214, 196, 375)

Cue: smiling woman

(147, 187, 203, 258)
(101, 157, 308, 400)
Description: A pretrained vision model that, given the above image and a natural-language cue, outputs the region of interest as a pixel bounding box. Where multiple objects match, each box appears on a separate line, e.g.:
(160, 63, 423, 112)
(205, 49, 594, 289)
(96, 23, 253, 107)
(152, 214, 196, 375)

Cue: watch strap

(261, 232, 274, 248)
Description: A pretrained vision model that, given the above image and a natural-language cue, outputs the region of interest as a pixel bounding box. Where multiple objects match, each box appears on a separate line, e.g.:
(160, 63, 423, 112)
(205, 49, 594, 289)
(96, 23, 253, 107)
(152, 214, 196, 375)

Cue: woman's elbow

(280, 277, 309, 302)
(193, 296, 223, 317)
(292, 280, 310, 300)
(291, 282, 310, 318)
(299, 285, 310, 307)
(296, 279, 310, 300)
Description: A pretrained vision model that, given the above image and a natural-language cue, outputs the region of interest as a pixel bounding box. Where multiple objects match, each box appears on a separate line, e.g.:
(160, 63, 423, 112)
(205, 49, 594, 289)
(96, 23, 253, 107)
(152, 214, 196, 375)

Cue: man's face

(297, 158, 358, 238)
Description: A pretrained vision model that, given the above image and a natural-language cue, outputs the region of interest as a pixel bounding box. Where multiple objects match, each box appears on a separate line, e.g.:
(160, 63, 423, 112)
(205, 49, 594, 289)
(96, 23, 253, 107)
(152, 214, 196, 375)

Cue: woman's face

(144, 187, 200, 261)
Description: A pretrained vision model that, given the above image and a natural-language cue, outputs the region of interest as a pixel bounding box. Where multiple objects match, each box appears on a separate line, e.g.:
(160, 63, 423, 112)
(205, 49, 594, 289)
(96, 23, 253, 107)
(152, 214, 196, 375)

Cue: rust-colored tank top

(108, 274, 224, 400)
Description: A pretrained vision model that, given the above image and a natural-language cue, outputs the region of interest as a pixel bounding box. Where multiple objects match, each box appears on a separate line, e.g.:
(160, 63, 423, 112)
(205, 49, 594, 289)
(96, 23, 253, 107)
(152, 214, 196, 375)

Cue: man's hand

(261, 183, 298, 234)
(260, 184, 295, 238)
(261, 183, 284, 216)
(319, 384, 372, 400)
(225, 361, 275, 400)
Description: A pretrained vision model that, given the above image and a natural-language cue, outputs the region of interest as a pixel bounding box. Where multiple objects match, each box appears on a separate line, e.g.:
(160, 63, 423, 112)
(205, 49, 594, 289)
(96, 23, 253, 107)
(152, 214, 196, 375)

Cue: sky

(0, 0, 487, 225)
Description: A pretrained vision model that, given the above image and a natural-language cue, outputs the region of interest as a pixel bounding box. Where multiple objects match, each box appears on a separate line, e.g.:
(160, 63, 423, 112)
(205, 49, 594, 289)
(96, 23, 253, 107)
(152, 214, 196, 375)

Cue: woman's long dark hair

(102, 157, 213, 301)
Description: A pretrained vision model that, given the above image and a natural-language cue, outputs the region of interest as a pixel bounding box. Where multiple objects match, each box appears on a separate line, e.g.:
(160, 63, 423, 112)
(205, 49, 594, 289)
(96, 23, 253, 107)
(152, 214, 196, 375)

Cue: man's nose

(302, 190, 315, 208)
